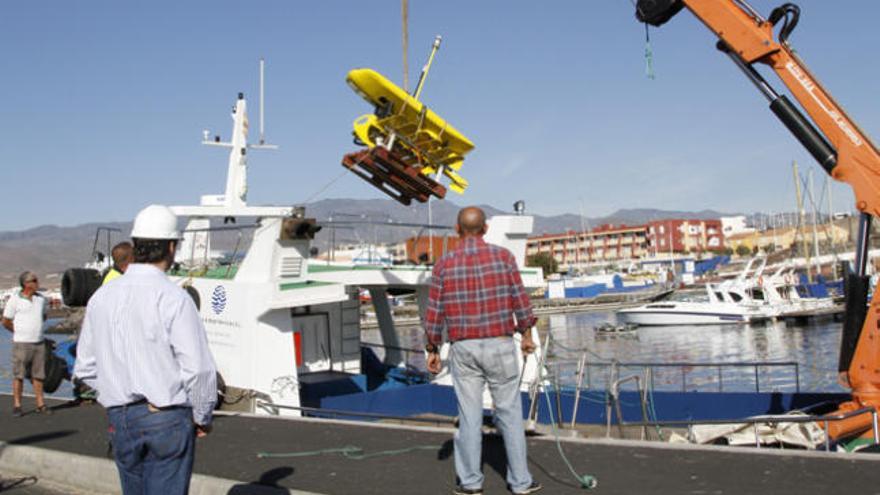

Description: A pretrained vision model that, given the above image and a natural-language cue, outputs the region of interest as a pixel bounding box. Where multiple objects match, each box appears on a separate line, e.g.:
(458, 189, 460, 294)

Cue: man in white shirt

(74, 205, 217, 495)
(2, 271, 49, 417)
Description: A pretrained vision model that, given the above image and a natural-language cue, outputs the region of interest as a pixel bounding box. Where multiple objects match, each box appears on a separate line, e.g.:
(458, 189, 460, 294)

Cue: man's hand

(520, 329, 536, 355)
(426, 352, 442, 374)
(195, 423, 212, 438)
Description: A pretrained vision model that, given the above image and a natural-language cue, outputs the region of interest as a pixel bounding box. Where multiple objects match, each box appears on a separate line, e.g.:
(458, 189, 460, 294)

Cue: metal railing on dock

(548, 358, 801, 394)
(534, 354, 871, 450)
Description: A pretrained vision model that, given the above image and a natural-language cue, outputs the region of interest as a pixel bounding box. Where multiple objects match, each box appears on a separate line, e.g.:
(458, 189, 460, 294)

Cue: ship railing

(320, 218, 455, 265)
(546, 356, 801, 393)
(538, 360, 875, 450)
(174, 218, 457, 276)
(175, 224, 257, 277)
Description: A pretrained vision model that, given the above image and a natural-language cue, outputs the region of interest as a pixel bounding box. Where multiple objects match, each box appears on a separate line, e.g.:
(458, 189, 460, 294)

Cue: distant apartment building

(527, 219, 724, 273)
(726, 224, 849, 254)
(526, 224, 649, 272)
(645, 219, 725, 255)
(405, 235, 460, 264)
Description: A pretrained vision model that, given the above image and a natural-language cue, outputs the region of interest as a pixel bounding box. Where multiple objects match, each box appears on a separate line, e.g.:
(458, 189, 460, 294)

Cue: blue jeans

(107, 403, 195, 495)
(450, 337, 532, 492)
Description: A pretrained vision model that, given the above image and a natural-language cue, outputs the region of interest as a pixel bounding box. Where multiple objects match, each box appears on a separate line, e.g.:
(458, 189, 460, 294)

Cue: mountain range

(0, 198, 736, 288)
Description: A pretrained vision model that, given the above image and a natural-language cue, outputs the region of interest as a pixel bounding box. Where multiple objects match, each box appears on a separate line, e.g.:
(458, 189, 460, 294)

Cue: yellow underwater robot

(341, 38, 473, 205)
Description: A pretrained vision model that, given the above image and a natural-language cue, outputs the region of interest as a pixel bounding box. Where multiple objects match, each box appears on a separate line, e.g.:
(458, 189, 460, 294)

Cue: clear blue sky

(1, 1, 877, 231)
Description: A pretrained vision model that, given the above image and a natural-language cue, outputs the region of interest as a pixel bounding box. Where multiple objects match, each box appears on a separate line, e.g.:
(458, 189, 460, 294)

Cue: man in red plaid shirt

(423, 206, 541, 495)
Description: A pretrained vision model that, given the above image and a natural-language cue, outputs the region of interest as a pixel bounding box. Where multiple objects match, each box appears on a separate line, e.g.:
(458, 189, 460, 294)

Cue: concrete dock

(1, 395, 879, 494)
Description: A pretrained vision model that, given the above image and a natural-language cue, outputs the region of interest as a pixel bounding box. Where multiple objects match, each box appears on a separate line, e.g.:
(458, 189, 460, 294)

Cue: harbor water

(366, 310, 846, 394)
(0, 311, 845, 403)
(0, 326, 73, 399)
(541, 311, 845, 393)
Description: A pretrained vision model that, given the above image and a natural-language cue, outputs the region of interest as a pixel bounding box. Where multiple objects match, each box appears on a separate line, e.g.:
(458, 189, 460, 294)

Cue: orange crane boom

(636, 0, 880, 440)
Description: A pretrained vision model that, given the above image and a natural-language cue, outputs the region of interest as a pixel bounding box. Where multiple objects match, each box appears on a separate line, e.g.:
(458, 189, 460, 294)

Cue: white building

(720, 216, 755, 239)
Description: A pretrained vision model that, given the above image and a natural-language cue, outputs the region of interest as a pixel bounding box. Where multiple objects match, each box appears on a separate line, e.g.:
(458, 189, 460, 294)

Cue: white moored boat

(617, 300, 764, 326)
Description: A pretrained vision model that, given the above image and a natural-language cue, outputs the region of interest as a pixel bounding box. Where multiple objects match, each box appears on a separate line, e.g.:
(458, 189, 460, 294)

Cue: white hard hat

(131, 205, 181, 240)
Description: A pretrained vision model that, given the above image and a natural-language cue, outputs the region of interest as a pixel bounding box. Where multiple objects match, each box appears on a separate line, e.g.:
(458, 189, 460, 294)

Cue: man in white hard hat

(74, 204, 217, 495)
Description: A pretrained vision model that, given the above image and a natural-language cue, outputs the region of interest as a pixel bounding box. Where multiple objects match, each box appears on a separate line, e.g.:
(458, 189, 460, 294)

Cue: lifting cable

(628, 0, 656, 79)
(644, 23, 656, 79)
(300, 169, 351, 205)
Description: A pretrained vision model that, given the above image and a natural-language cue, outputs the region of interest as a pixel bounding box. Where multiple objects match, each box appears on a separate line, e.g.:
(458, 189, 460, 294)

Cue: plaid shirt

(423, 236, 536, 346)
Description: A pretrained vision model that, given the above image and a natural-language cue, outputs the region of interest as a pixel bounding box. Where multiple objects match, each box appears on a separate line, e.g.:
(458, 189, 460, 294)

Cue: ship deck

(1, 395, 878, 495)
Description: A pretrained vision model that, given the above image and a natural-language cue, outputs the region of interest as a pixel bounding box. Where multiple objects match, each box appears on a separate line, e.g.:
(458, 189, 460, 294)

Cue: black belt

(110, 399, 186, 411)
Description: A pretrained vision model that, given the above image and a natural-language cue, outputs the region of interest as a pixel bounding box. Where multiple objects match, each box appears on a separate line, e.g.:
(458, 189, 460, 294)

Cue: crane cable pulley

(629, 0, 656, 79)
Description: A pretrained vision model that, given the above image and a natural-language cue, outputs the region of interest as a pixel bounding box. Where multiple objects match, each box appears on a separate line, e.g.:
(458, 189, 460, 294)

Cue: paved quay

(1, 395, 880, 494)
(0, 469, 96, 494)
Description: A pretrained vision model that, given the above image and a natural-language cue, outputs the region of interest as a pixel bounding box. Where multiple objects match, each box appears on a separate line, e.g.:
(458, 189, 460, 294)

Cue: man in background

(2, 271, 49, 417)
(103, 241, 133, 284)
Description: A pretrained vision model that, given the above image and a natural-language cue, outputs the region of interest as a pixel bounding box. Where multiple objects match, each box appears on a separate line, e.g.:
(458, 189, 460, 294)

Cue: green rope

(645, 382, 665, 440)
(644, 23, 656, 80)
(257, 444, 441, 460)
(535, 350, 598, 490)
(541, 387, 598, 489)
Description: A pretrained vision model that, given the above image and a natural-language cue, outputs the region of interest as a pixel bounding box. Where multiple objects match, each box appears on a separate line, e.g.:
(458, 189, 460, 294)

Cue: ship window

(729, 293, 743, 302)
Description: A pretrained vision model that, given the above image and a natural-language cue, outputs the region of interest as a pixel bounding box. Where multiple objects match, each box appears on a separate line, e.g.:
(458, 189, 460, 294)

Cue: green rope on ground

(256, 444, 441, 460)
(534, 350, 598, 490)
(541, 386, 598, 490)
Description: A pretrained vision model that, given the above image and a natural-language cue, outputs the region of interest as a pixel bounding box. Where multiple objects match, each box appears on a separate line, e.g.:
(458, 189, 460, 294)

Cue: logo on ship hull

(211, 286, 227, 315)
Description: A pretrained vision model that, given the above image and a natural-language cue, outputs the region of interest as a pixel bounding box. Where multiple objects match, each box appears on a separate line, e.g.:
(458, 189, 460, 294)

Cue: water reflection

(365, 310, 846, 394)
(545, 312, 844, 393)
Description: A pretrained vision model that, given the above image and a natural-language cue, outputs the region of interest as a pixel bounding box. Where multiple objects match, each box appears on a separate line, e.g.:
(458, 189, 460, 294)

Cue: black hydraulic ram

(839, 213, 873, 373)
(717, 41, 838, 174)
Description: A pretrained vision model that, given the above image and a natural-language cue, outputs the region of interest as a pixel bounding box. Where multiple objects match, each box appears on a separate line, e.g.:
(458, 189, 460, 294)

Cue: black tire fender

(61, 268, 103, 307)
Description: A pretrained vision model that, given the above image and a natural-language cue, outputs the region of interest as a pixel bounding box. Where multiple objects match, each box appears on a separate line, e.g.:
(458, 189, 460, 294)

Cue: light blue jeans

(450, 337, 532, 492)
